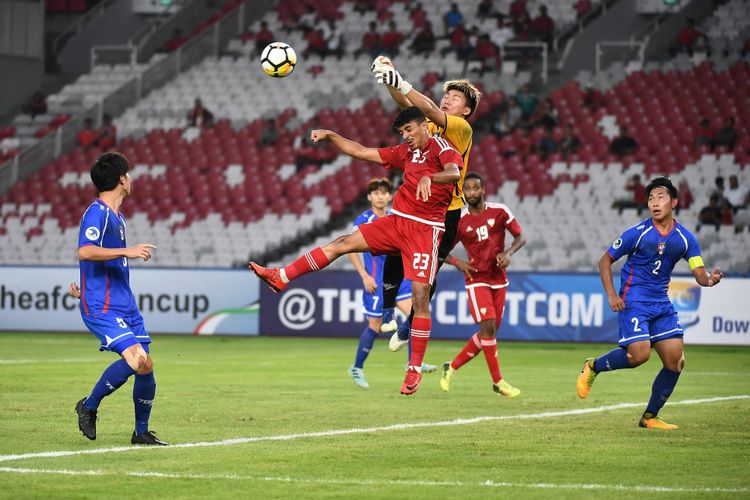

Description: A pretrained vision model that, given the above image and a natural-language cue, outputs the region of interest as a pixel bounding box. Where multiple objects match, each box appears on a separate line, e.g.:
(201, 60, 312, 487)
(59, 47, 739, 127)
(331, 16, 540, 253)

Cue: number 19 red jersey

(377, 136, 463, 226)
(456, 202, 522, 287)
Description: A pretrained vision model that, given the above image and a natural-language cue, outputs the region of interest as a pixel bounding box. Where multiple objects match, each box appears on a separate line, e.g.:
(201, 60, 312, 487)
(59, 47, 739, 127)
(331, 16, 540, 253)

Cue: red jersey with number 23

(456, 202, 522, 287)
(377, 136, 463, 226)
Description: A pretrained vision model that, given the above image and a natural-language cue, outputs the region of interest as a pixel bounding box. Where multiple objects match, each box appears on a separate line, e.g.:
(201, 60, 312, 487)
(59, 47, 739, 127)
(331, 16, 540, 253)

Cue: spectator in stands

(78, 118, 97, 150)
(96, 114, 117, 150)
(612, 174, 646, 213)
(490, 17, 515, 49)
(303, 27, 328, 58)
(724, 175, 749, 212)
(255, 21, 274, 56)
(692, 117, 715, 150)
(443, 3, 464, 35)
(443, 21, 472, 61)
(357, 22, 381, 58)
(493, 99, 522, 137)
(531, 5, 555, 46)
(537, 98, 559, 130)
(559, 123, 581, 159)
(714, 117, 738, 151)
(474, 34, 500, 75)
(321, 20, 344, 59)
(514, 83, 539, 126)
(575, 0, 592, 20)
(381, 21, 404, 57)
(164, 29, 186, 52)
(698, 194, 731, 230)
(743, 37, 750, 57)
(297, 5, 317, 32)
(411, 22, 436, 56)
(537, 128, 557, 160)
(513, 10, 533, 41)
(187, 98, 214, 128)
(259, 119, 279, 147)
(711, 176, 726, 200)
(673, 17, 707, 57)
(509, 0, 529, 21)
(582, 83, 603, 112)
(609, 126, 638, 158)
(23, 91, 47, 119)
(409, 3, 428, 31)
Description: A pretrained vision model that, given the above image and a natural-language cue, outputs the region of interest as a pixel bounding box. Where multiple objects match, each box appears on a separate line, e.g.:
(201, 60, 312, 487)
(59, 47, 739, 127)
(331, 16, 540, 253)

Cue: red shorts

(358, 215, 444, 284)
(466, 284, 507, 328)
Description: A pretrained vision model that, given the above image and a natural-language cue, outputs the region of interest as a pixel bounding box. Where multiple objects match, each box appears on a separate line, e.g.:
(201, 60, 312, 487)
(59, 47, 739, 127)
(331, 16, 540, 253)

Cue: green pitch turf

(0, 332, 748, 499)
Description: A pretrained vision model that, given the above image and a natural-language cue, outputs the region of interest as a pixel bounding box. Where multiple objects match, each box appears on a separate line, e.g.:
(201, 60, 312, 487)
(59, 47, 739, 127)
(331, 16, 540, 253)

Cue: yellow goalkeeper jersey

(428, 113, 472, 211)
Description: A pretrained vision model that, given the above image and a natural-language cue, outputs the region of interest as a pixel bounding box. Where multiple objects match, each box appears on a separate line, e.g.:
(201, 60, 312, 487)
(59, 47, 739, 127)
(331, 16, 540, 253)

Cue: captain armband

(688, 256, 704, 271)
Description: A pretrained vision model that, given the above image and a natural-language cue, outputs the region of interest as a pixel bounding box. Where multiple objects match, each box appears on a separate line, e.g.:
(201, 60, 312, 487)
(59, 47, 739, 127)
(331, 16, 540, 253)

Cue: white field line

(0, 358, 101, 365)
(0, 467, 747, 494)
(0, 395, 747, 464)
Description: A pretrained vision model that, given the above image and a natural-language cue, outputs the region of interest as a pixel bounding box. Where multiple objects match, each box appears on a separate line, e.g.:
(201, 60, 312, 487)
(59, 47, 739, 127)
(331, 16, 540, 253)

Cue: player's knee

(139, 356, 153, 374)
(627, 348, 650, 367)
(677, 354, 685, 372)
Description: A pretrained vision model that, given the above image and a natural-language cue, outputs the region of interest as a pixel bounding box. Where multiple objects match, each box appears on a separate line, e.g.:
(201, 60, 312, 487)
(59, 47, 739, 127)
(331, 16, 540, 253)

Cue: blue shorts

(82, 311, 151, 354)
(363, 280, 412, 318)
(618, 301, 684, 346)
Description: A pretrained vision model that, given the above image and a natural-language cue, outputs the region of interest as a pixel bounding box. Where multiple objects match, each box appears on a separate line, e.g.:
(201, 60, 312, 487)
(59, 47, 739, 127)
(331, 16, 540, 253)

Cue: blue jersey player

(345, 178, 435, 389)
(71, 152, 167, 445)
(577, 176, 723, 430)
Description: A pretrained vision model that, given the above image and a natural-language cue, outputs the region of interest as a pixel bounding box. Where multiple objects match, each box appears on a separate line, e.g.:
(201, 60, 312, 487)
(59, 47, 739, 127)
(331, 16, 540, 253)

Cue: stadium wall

(2, 267, 747, 346)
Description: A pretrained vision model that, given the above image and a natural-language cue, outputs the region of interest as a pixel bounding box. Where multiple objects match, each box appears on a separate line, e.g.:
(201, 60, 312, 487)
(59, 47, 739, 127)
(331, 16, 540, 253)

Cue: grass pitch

(0, 332, 748, 499)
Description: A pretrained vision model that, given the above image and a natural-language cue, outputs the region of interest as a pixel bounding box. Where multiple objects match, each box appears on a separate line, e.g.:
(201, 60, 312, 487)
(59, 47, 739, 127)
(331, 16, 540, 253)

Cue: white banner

(670, 277, 750, 345)
(0, 266, 260, 335)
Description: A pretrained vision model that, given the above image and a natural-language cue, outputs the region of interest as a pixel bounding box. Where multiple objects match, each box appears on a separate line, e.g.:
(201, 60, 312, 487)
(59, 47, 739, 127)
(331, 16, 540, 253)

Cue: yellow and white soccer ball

(260, 42, 297, 78)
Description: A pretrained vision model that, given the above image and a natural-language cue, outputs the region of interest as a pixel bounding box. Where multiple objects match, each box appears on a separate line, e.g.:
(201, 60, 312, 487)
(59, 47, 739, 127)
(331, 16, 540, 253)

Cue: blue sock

(593, 347, 632, 372)
(85, 359, 136, 410)
(645, 368, 680, 416)
(133, 372, 156, 434)
(354, 327, 377, 368)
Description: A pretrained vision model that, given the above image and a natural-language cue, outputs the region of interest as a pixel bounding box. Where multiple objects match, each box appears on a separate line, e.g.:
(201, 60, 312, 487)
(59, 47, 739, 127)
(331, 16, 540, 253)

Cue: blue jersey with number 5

(78, 199, 138, 317)
(607, 218, 702, 303)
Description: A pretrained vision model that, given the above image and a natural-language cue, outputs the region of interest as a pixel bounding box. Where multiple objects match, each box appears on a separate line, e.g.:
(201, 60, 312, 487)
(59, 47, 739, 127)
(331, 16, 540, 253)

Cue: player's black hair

(392, 106, 426, 132)
(367, 177, 393, 194)
(91, 152, 129, 193)
(645, 176, 678, 200)
(464, 172, 484, 186)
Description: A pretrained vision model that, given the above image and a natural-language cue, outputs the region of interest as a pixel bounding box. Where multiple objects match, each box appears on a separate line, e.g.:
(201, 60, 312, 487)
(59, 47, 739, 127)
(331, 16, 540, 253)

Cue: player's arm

(310, 129, 383, 164)
(78, 243, 156, 262)
(687, 255, 723, 287)
(598, 252, 624, 312)
(347, 252, 378, 293)
(416, 162, 460, 202)
(447, 253, 477, 280)
(372, 58, 446, 128)
(496, 232, 526, 269)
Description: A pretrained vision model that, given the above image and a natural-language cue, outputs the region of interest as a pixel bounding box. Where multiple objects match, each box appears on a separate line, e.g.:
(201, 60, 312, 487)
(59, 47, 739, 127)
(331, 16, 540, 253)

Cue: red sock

(408, 317, 431, 369)
(450, 333, 482, 370)
(480, 337, 502, 384)
(283, 247, 330, 281)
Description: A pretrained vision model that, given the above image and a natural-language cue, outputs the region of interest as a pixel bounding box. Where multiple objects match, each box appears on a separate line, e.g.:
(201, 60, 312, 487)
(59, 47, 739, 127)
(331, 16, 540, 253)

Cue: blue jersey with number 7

(607, 218, 703, 303)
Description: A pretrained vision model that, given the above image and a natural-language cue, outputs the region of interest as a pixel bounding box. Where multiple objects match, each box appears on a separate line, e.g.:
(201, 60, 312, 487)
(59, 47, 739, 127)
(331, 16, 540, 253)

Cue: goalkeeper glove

(375, 68, 413, 96)
(370, 55, 393, 74)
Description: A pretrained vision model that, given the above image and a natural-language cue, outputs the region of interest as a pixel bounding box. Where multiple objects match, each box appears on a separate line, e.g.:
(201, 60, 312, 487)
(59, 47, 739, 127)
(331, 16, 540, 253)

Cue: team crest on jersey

(119, 225, 125, 240)
(466, 225, 473, 232)
(637, 224, 646, 230)
(85, 226, 100, 241)
(658, 242, 666, 255)
(487, 218, 495, 228)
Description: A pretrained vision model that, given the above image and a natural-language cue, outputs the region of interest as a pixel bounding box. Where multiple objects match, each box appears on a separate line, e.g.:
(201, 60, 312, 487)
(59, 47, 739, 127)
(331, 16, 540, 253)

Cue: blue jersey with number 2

(607, 218, 703, 303)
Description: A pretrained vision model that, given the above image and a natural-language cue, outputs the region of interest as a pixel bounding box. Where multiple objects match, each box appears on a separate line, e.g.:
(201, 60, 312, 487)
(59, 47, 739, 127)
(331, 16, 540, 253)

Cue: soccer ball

(260, 42, 297, 78)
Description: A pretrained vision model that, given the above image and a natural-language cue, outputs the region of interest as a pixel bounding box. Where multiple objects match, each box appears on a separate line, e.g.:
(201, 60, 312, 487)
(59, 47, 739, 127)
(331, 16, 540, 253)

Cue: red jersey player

(441, 172, 526, 398)
(249, 107, 462, 395)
